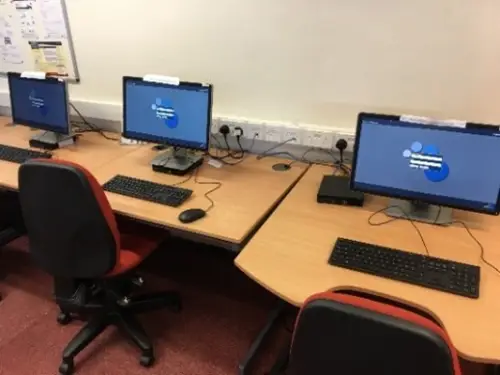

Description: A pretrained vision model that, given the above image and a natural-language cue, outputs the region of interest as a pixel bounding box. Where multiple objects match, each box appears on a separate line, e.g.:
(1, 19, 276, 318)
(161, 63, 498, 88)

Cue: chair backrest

(18, 159, 120, 278)
(288, 291, 461, 375)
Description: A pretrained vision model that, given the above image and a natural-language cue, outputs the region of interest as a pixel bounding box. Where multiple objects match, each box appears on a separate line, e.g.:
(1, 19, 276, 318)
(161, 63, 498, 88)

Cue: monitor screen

(8, 73, 69, 134)
(351, 113, 500, 214)
(123, 77, 212, 150)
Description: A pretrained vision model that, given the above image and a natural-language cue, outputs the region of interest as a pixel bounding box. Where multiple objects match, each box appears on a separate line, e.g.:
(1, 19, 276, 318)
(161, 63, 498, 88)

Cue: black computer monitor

(8, 72, 70, 135)
(122, 76, 212, 175)
(350, 112, 500, 225)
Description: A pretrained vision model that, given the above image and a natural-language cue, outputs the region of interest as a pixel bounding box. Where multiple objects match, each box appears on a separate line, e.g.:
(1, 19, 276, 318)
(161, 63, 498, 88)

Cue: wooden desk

(93, 146, 308, 250)
(0, 117, 140, 190)
(236, 164, 500, 363)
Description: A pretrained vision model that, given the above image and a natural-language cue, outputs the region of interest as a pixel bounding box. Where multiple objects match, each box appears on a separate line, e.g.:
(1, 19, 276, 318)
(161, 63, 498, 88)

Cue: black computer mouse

(178, 208, 206, 223)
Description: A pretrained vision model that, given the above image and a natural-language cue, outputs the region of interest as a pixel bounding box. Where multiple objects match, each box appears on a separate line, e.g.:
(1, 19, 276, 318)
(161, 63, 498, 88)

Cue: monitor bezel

(7, 72, 71, 135)
(350, 112, 500, 216)
(122, 76, 212, 152)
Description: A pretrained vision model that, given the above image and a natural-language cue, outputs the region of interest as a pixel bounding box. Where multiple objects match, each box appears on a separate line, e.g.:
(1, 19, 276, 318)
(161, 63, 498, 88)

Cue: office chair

(271, 291, 462, 375)
(0, 189, 26, 302)
(18, 159, 181, 375)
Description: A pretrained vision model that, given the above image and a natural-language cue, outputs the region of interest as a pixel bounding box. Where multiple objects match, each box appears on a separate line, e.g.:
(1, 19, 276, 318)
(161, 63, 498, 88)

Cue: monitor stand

(151, 147, 204, 176)
(29, 131, 75, 150)
(385, 199, 452, 226)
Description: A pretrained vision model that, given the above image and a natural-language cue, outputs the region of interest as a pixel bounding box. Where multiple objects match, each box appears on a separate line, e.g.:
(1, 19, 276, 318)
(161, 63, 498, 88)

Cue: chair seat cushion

(106, 221, 167, 276)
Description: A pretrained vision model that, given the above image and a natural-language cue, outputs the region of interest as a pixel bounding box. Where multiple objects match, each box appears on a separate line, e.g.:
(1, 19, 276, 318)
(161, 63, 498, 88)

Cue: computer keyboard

(102, 175, 193, 207)
(329, 237, 480, 299)
(0, 144, 52, 164)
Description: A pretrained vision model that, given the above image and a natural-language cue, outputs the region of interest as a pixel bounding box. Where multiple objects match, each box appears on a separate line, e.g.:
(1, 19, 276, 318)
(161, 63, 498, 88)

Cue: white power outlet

(265, 126, 282, 143)
(282, 126, 302, 145)
(303, 128, 335, 149)
(211, 117, 221, 134)
(243, 121, 265, 140)
(337, 132, 356, 152)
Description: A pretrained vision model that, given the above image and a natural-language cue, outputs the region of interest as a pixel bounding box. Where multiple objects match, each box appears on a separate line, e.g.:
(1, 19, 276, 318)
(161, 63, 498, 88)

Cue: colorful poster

(29, 40, 69, 76)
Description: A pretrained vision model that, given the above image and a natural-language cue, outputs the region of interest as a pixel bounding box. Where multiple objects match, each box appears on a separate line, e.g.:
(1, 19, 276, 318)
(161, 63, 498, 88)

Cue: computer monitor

(8, 72, 70, 136)
(351, 112, 500, 225)
(123, 76, 212, 175)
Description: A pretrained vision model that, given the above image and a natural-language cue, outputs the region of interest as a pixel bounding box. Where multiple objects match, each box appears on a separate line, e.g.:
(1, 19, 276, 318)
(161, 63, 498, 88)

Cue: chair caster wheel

(57, 312, 72, 325)
(59, 359, 74, 375)
(139, 353, 155, 367)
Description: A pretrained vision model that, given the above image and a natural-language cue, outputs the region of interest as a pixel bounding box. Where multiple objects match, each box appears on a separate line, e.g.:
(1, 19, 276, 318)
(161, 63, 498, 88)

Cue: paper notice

(0, 15, 23, 64)
(29, 40, 69, 76)
(14, 0, 38, 39)
(401, 115, 466, 128)
(40, 0, 67, 39)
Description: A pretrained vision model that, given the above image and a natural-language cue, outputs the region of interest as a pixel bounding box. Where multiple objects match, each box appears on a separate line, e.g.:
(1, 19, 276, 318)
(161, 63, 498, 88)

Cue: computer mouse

(178, 208, 206, 223)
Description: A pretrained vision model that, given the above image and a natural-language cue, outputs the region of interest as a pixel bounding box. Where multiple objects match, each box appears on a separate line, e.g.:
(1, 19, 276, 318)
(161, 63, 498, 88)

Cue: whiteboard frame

(0, 0, 80, 82)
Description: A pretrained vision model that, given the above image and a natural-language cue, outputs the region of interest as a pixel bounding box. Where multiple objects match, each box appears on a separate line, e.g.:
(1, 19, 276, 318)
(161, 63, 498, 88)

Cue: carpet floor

(0, 236, 490, 375)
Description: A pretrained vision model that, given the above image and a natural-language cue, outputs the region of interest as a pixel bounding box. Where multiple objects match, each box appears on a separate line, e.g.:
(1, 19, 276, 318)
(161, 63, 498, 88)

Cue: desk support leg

(238, 300, 285, 375)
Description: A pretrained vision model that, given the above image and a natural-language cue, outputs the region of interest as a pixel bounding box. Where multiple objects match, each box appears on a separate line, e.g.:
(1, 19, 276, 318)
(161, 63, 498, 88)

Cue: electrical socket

(265, 126, 282, 143)
(303, 127, 335, 149)
(281, 125, 301, 145)
(211, 117, 221, 134)
(337, 132, 356, 153)
(244, 121, 265, 140)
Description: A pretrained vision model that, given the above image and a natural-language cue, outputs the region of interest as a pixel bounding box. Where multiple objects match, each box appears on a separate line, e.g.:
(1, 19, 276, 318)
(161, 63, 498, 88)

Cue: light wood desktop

(93, 146, 308, 250)
(236, 164, 500, 363)
(0, 117, 140, 190)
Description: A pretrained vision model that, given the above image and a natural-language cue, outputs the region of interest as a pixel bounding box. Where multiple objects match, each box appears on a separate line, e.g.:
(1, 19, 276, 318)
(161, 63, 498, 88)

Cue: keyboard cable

(368, 205, 430, 256)
(453, 219, 500, 275)
(368, 205, 500, 276)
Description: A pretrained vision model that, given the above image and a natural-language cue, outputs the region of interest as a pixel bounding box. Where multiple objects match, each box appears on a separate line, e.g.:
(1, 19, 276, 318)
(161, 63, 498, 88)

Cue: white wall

(1, 0, 499, 128)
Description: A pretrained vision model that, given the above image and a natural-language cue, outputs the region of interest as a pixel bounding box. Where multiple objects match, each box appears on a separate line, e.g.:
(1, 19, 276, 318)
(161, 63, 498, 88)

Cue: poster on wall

(0, 0, 79, 81)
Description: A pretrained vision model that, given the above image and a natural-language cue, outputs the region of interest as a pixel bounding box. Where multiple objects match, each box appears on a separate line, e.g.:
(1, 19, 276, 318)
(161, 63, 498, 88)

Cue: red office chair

(18, 159, 181, 375)
(272, 291, 462, 375)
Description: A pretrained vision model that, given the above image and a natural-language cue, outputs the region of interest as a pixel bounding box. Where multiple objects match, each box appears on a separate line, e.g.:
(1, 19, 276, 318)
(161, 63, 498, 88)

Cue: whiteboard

(0, 0, 79, 81)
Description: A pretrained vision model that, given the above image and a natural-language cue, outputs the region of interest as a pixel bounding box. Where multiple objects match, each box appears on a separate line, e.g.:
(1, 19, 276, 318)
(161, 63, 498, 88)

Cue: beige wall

(1, 0, 499, 128)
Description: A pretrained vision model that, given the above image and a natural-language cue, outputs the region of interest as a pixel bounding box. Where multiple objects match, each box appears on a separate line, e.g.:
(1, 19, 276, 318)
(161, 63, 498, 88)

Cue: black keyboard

(103, 175, 193, 207)
(0, 144, 52, 163)
(329, 237, 480, 299)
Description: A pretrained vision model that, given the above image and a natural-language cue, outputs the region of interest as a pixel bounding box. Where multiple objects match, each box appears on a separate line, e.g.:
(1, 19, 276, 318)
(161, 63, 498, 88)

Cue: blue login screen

(9, 76, 69, 133)
(124, 80, 210, 150)
(352, 117, 500, 212)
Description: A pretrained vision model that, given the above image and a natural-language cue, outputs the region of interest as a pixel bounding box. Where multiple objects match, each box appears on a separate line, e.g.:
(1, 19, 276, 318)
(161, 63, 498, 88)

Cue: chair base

(58, 291, 181, 375)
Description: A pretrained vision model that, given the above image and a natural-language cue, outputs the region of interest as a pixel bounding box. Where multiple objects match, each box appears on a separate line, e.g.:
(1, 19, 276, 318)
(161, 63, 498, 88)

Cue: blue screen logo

(403, 141, 449, 182)
(151, 98, 178, 128)
(29, 90, 48, 116)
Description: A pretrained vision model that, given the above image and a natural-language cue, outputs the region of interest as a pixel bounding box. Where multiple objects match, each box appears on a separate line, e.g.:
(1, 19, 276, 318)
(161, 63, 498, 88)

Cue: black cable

(208, 134, 257, 166)
(453, 220, 500, 275)
(194, 168, 222, 212)
(70, 102, 119, 141)
(222, 134, 245, 159)
(172, 171, 194, 187)
(368, 205, 430, 256)
(257, 137, 297, 160)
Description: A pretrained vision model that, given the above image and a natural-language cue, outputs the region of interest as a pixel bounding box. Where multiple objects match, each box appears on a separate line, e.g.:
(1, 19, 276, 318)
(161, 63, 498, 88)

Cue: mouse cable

(70, 102, 120, 141)
(171, 171, 194, 187)
(453, 220, 500, 276)
(193, 168, 222, 212)
(368, 205, 430, 256)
